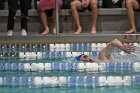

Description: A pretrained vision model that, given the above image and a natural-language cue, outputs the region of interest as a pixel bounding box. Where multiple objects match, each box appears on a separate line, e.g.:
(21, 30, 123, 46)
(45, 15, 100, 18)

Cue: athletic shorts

(78, 0, 91, 12)
(136, 0, 140, 11)
(45, 9, 53, 17)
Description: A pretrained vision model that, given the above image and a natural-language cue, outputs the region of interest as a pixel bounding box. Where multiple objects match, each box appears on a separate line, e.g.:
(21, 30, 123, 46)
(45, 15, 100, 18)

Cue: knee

(90, 1, 98, 10)
(70, 1, 79, 10)
(21, 14, 28, 19)
(125, 0, 133, 8)
(90, 0, 98, 8)
(9, 7, 17, 13)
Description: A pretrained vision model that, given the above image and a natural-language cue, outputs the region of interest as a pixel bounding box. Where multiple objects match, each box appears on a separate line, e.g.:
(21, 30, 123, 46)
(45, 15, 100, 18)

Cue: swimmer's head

(76, 54, 96, 62)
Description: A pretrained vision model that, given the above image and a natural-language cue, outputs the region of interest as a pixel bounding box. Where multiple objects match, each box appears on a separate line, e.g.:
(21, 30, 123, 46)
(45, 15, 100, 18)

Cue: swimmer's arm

(110, 39, 133, 54)
(89, 58, 96, 62)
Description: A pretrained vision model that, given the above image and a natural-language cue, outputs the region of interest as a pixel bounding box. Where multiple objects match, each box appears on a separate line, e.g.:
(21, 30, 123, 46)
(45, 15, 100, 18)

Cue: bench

(0, 8, 140, 34)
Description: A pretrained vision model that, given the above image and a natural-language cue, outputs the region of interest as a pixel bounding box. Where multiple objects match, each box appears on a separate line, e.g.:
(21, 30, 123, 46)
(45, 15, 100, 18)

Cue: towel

(39, 0, 63, 11)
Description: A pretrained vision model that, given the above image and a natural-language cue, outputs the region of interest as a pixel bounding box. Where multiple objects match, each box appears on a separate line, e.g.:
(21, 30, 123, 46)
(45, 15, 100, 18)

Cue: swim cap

(75, 54, 84, 61)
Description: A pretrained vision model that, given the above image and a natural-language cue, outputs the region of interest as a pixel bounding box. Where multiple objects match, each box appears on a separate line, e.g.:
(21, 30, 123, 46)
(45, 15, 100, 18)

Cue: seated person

(71, 0, 98, 34)
(38, 0, 63, 35)
(125, 0, 140, 34)
(76, 39, 135, 62)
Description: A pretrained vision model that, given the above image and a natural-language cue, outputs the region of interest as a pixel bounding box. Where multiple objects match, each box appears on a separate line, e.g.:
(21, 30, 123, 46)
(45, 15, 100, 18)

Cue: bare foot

(91, 31, 97, 35)
(125, 29, 136, 34)
(74, 27, 82, 35)
(41, 28, 49, 35)
(91, 27, 97, 34)
(53, 28, 56, 34)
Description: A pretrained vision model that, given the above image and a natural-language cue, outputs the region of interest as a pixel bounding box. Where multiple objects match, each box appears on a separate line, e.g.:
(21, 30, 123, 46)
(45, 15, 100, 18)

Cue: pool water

(0, 85, 140, 93)
(0, 59, 140, 93)
(0, 43, 140, 93)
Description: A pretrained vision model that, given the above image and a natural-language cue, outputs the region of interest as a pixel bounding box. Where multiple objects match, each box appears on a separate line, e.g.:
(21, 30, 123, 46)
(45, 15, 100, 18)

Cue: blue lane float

(0, 62, 140, 72)
(0, 43, 106, 52)
(0, 51, 100, 60)
(0, 75, 140, 87)
(0, 43, 138, 52)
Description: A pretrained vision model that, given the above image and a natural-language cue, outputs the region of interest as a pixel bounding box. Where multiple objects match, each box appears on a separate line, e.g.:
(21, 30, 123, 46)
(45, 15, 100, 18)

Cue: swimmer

(76, 54, 96, 62)
(75, 39, 135, 62)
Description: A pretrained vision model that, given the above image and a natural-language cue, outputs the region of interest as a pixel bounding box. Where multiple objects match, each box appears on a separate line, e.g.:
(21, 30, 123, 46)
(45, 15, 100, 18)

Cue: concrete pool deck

(0, 33, 139, 44)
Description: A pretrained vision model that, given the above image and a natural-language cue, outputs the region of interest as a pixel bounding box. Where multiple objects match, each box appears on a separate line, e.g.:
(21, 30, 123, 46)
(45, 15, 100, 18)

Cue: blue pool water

(0, 86, 140, 93)
(0, 43, 140, 93)
(0, 85, 140, 93)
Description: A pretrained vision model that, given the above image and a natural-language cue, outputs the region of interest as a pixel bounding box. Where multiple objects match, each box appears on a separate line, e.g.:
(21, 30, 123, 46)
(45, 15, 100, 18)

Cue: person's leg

(0, 0, 5, 10)
(40, 11, 49, 35)
(89, 0, 98, 34)
(7, 0, 18, 31)
(52, 4, 62, 34)
(52, 9, 56, 34)
(20, 0, 29, 31)
(125, 0, 139, 34)
(71, 0, 83, 34)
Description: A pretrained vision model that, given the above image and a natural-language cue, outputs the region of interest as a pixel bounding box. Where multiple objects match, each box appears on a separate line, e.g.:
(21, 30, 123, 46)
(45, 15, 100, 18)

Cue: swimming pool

(0, 40, 140, 93)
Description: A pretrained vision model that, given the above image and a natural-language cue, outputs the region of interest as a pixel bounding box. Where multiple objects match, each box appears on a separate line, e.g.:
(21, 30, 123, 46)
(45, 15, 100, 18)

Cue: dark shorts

(138, 0, 140, 5)
(78, 0, 91, 12)
(45, 9, 53, 17)
(136, 0, 140, 11)
(137, 0, 140, 10)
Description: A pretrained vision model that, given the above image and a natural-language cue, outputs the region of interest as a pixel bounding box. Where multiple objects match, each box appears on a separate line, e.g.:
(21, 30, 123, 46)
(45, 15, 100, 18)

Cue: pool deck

(0, 32, 139, 44)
